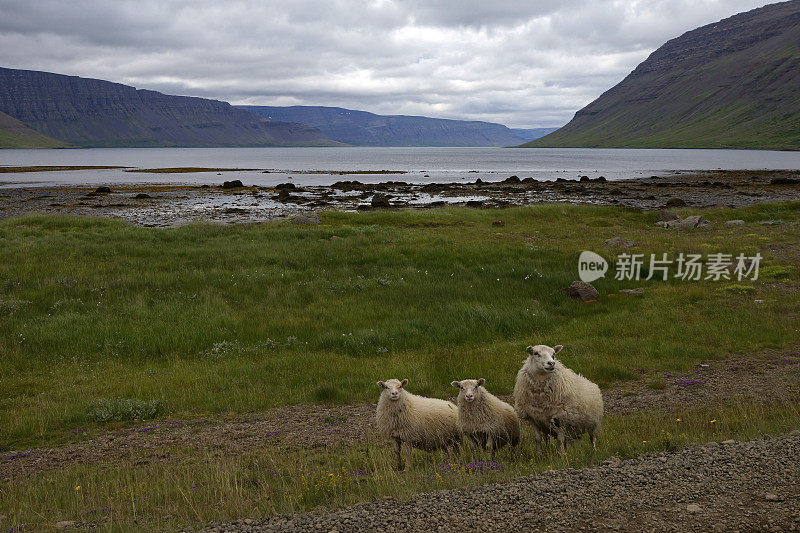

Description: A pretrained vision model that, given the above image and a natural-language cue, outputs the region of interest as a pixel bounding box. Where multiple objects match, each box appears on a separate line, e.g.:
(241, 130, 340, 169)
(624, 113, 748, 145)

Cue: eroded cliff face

(527, 0, 800, 149)
(0, 68, 335, 147)
(240, 105, 527, 146)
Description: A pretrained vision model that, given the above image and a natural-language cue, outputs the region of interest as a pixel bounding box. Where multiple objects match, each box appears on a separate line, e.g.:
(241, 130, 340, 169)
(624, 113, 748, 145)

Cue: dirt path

(203, 431, 800, 532)
(1, 351, 798, 481)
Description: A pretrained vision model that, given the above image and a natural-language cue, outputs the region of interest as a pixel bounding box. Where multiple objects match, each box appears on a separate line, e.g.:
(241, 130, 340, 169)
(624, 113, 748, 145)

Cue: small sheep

(375, 378, 460, 470)
(513, 344, 603, 453)
(451, 378, 521, 458)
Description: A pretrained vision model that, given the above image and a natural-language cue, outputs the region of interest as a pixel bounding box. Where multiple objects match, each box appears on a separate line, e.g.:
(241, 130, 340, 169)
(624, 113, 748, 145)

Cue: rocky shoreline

(1, 169, 798, 227)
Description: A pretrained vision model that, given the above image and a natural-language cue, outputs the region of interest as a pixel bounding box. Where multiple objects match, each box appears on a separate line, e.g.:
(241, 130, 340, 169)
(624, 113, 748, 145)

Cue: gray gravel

(200, 431, 800, 532)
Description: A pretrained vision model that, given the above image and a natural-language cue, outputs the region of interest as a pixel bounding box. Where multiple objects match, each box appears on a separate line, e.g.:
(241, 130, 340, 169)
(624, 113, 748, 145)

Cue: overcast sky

(0, 0, 777, 127)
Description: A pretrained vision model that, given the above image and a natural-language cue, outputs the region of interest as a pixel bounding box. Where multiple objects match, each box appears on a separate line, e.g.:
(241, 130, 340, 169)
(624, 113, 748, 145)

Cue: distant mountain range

(0, 67, 336, 148)
(238, 106, 538, 146)
(0, 67, 552, 149)
(525, 0, 800, 149)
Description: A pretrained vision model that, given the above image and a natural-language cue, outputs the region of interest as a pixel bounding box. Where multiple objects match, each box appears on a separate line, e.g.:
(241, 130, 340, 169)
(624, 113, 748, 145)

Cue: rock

(466, 200, 483, 208)
(726, 219, 745, 225)
(602, 236, 636, 247)
(55, 521, 77, 529)
(595, 176, 607, 182)
(765, 493, 782, 502)
(665, 198, 687, 208)
(686, 504, 702, 513)
(492, 220, 505, 227)
(94, 186, 111, 194)
(222, 180, 244, 189)
(655, 221, 669, 228)
(722, 439, 736, 444)
(503, 176, 521, 183)
(657, 210, 681, 222)
(669, 215, 711, 230)
(579, 175, 590, 182)
(275, 183, 296, 190)
(133, 193, 151, 199)
(770, 177, 800, 185)
(290, 213, 320, 225)
(619, 288, 643, 295)
(562, 281, 600, 302)
(371, 193, 391, 208)
(329, 235, 342, 241)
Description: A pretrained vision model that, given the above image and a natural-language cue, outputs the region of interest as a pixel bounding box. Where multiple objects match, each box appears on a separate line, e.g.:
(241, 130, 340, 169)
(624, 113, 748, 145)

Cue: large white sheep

(451, 378, 521, 458)
(513, 344, 603, 452)
(375, 378, 460, 470)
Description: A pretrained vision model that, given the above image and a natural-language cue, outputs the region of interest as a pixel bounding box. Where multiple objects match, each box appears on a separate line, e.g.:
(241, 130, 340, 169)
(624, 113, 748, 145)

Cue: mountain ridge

(0, 67, 337, 148)
(238, 105, 531, 146)
(525, 0, 800, 149)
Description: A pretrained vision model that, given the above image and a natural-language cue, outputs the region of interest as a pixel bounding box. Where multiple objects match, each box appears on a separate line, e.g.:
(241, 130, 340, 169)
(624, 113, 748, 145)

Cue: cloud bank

(0, 0, 775, 127)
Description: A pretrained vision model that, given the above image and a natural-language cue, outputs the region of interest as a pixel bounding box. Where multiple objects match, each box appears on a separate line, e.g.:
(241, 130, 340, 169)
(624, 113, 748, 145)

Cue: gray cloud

(0, 0, 775, 127)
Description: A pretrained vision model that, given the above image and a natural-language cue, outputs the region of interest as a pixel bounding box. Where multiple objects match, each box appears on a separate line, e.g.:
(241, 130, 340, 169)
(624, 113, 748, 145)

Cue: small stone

(55, 521, 77, 529)
(133, 193, 151, 199)
(766, 493, 782, 502)
(686, 504, 702, 513)
(726, 219, 745, 226)
(562, 281, 600, 302)
(713, 524, 726, 532)
(329, 235, 342, 241)
(602, 236, 636, 247)
(619, 288, 643, 296)
(722, 440, 736, 445)
(371, 193, 391, 208)
(290, 213, 320, 225)
(665, 198, 687, 208)
(492, 220, 505, 227)
(244, 518, 255, 525)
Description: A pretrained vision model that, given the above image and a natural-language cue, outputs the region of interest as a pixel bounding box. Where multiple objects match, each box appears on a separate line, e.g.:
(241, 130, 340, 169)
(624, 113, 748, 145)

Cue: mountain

(238, 105, 526, 146)
(525, 1, 800, 149)
(509, 128, 559, 142)
(0, 110, 68, 148)
(0, 67, 337, 148)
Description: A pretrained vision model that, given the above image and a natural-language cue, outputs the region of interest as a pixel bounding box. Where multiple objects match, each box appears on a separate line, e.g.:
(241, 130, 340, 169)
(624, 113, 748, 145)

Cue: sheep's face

(526, 344, 563, 374)
(451, 378, 485, 403)
(377, 378, 407, 401)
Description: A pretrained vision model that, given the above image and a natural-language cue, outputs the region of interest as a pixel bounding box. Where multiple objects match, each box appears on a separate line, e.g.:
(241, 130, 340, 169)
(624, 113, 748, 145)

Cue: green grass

(1, 202, 799, 530)
(2, 400, 798, 531)
(1, 203, 799, 448)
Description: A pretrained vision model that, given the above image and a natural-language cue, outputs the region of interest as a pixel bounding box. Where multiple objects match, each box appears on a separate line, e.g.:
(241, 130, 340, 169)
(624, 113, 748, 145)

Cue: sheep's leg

(589, 429, 598, 450)
(403, 441, 413, 472)
(393, 438, 403, 471)
(532, 427, 546, 454)
(487, 436, 495, 461)
(556, 430, 567, 453)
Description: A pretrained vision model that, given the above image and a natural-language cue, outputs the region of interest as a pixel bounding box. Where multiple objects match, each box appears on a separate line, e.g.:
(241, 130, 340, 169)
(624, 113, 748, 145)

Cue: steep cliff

(525, 1, 800, 149)
(239, 105, 527, 146)
(0, 68, 337, 148)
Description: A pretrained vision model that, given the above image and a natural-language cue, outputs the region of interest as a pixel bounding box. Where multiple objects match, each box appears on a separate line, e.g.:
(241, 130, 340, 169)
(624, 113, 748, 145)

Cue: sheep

(513, 344, 603, 453)
(451, 378, 521, 459)
(375, 378, 460, 471)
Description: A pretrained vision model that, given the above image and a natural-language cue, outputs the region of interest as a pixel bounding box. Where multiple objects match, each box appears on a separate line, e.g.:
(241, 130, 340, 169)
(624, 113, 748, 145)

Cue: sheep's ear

(400, 378, 408, 387)
(377, 381, 385, 388)
(526, 345, 535, 355)
(553, 345, 563, 354)
(477, 378, 485, 387)
(451, 380, 460, 388)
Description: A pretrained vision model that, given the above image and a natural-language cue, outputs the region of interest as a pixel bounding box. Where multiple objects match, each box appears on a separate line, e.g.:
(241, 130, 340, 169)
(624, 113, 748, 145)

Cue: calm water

(2, 147, 800, 187)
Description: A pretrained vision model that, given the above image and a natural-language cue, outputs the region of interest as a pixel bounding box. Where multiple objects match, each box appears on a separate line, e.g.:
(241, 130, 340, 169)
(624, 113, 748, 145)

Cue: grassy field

(1, 202, 799, 530)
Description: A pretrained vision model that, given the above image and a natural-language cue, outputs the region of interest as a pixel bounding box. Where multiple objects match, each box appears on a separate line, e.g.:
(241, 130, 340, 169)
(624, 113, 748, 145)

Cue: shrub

(87, 398, 163, 423)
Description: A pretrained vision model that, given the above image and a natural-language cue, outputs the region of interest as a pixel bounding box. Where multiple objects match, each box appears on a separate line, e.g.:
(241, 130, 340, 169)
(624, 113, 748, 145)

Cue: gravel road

(201, 431, 800, 532)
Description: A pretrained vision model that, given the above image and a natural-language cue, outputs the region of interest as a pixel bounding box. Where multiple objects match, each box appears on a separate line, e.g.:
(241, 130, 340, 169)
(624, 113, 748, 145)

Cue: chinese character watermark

(580, 252, 761, 282)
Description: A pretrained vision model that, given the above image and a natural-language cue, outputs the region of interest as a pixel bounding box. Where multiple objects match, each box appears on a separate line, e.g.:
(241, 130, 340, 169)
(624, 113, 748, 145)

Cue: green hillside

(0, 111, 68, 148)
(526, 1, 800, 149)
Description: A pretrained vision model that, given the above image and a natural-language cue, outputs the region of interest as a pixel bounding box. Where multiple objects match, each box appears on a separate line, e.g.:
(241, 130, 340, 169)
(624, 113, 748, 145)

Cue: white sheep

(513, 344, 603, 453)
(451, 378, 521, 458)
(375, 378, 460, 470)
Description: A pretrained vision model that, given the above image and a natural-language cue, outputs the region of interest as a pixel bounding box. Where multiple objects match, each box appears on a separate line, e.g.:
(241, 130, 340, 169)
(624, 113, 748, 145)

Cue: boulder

(669, 215, 711, 230)
(492, 220, 505, 227)
(371, 193, 391, 208)
(562, 281, 599, 302)
(275, 182, 296, 190)
(466, 200, 483, 208)
(94, 186, 111, 194)
(726, 219, 745, 226)
(222, 180, 244, 189)
(133, 193, 151, 199)
(657, 210, 681, 222)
